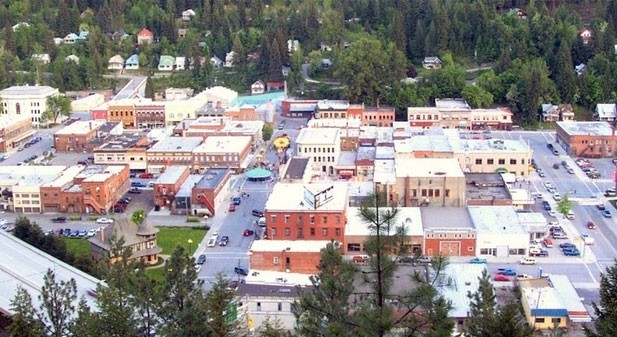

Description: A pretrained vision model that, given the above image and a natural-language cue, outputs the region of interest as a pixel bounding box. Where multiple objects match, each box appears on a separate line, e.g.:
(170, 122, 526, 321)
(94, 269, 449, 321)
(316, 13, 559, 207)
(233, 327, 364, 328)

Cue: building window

(535, 318, 545, 323)
(284, 228, 290, 236)
(257, 302, 261, 311)
(510, 159, 517, 165)
(271, 215, 276, 223)
(421, 189, 427, 197)
(498, 159, 505, 165)
(335, 216, 340, 224)
(445, 189, 450, 197)
(277, 302, 283, 311)
(273, 257, 279, 264)
(487, 159, 494, 165)
(271, 228, 277, 236)
(322, 216, 328, 224)
(435, 189, 440, 197)
(468, 246, 474, 251)
(475, 159, 482, 165)
(322, 228, 328, 236)
(310, 215, 315, 224)
(348, 243, 361, 251)
(551, 318, 561, 324)
(310, 228, 315, 236)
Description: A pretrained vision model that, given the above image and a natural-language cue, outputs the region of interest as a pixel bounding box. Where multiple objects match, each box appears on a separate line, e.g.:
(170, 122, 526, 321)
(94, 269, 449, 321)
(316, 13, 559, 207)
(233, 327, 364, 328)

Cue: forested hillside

(0, 0, 616, 123)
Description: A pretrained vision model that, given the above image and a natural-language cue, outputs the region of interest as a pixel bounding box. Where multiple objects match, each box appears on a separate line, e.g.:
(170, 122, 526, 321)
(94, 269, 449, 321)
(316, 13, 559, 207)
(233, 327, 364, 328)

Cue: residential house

(287, 39, 299, 54)
(266, 81, 285, 92)
(225, 51, 235, 67)
(158, 55, 175, 71)
(65, 54, 80, 64)
(251, 80, 266, 95)
(595, 103, 617, 122)
(177, 28, 187, 39)
(321, 58, 332, 69)
(11, 22, 30, 32)
(210, 56, 223, 68)
(89, 217, 162, 265)
(422, 57, 442, 69)
(137, 28, 154, 45)
(125, 54, 139, 70)
(77, 31, 89, 41)
(575, 63, 586, 76)
(580, 29, 592, 44)
(63, 33, 78, 44)
(541, 104, 575, 122)
(31, 54, 51, 64)
(175, 57, 186, 70)
(107, 55, 125, 70)
(181, 9, 196, 21)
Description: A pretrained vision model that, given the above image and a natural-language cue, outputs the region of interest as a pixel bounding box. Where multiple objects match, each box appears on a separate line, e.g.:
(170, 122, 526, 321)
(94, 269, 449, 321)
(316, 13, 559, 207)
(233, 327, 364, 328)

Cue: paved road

(112, 76, 147, 100)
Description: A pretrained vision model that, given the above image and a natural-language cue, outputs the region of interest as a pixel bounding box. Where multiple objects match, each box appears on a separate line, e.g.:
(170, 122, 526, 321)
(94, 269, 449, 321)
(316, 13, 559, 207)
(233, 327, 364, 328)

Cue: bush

(69, 216, 82, 221)
(186, 216, 200, 223)
(88, 216, 99, 221)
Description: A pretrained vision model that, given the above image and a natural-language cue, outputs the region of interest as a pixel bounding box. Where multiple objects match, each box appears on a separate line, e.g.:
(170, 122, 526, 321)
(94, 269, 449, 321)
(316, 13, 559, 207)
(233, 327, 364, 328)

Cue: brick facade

(249, 250, 322, 274)
(266, 210, 346, 241)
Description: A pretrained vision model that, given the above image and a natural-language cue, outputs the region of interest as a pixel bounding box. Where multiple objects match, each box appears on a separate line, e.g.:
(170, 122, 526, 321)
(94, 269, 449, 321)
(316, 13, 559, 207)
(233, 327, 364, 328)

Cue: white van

(565, 210, 575, 220)
(520, 257, 537, 265)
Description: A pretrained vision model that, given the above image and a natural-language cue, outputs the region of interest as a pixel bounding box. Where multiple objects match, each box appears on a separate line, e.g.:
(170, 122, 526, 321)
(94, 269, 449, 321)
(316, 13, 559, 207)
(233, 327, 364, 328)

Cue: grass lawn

(64, 238, 92, 257)
(145, 267, 167, 282)
(156, 227, 207, 255)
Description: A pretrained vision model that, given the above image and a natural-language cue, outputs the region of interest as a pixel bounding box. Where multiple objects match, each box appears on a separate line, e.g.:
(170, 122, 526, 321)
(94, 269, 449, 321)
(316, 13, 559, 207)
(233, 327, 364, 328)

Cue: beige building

(146, 137, 203, 172)
(296, 127, 341, 175)
(164, 91, 210, 125)
(0, 86, 60, 125)
(93, 134, 150, 170)
(192, 136, 252, 172)
(458, 139, 533, 177)
(393, 158, 466, 207)
(407, 99, 513, 130)
(0, 166, 68, 213)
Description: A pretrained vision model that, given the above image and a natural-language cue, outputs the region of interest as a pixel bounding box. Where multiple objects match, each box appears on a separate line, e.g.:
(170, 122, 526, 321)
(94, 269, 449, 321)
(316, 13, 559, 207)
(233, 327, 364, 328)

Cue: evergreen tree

(145, 76, 155, 99)
(8, 286, 44, 337)
(496, 300, 534, 337)
(268, 38, 283, 81)
(37, 269, 80, 337)
(205, 276, 237, 337)
(587, 259, 617, 337)
(465, 269, 498, 337)
(552, 40, 577, 103)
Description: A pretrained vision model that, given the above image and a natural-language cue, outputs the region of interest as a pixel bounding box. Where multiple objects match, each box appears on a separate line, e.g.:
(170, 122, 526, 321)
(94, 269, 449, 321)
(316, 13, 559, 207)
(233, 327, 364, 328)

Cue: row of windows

(426, 233, 475, 239)
(110, 111, 134, 117)
(16, 200, 40, 204)
(314, 156, 334, 163)
(195, 155, 239, 162)
(364, 114, 393, 120)
(475, 158, 525, 165)
(300, 146, 335, 153)
(271, 227, 341, 237)
(275, 214, 342, 225)
(14, 193, 40, 198)
(581, 139, 612, 145)
(411, 189, 450, 198)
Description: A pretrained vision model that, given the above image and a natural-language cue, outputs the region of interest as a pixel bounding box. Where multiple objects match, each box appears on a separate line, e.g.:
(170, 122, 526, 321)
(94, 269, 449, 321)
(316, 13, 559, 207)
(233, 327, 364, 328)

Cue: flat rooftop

(435, 98, 470, 110)
(337, 151, 356, 166)
(243, 269, 313, 287)
(236, 283, 306, 298)
(284, 157, 309, 180)
(437, 264, 485, 318)
(220, 120, 264, 133)
(465, 173, 512, 202)
(195, 168, 229, 189)
(82, 165, 125, 183)
(42, 165, 84, 188)
(461, 138, 530, 153)
(522, 287, 568, 316)
(0, 85, 57, 96)
(265, 183, 348, 212)
(296, 128, 339, 145)
(516, 212, 547, 224)
(250, 240, 331, 253)
(0, 166, 67, 187)
(307, 118, 361, 128)
(95, 134, 146, 151)
(316, 99, 349, 110)
(177, 174, 204, 197)
(55, 120, 107, 135)
(345, 207, 423, 237)
(421, 207, 474, 230)
(373, 159, 396, 184)
(194, 136, 251, 153)
(468, 206, 527, 234)
(0, 231, 103, 315)
(547, 274, 591, 322)
(557, 121, 615, 136)
(147, 136, 203, 152)
(0, 116, 31, 129)
(395, 158, 464, 178)
(374, 146, 393, 160)
(156, 166, 188, 185)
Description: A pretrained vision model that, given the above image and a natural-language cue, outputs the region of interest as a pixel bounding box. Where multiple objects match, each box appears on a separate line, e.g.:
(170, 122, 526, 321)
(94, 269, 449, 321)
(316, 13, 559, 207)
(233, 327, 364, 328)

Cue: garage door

(440, 242, 461, 256)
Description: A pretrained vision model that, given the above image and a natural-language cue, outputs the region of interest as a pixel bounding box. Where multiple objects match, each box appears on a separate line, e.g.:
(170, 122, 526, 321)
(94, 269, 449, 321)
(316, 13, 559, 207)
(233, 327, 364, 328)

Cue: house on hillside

(32, 54, 51, 64)
(63, 33, 78, 44)
(182, 9, 196, 21)
(225, 51, 235, 68)
(137, 28, 154, 45)
(251, 80, 266, 95)
(575, 63, 586, 76)
(125, 54, 139, 70)
(108, 55, 125, 70)
(65, 54, 80, 64)
(12, 22, 30, 32)
(158, 55, 175, 71)
(177, 28, 187, 39)
(89, 217, 162, 265)
(210, 55, 223, 68)
(77, 31, 89, 41)
(267, 81, 285, 92)
(422, 57, 442, 69)
(580, 29, 592, 44)
(541, 104, 575, 122)
(175, 57, 186, 70)
(595, 104, 617, 122)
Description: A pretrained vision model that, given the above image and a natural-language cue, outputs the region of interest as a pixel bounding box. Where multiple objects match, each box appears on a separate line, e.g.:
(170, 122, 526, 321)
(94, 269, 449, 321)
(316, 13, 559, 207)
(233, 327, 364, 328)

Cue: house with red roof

(137, 28, 154, 45)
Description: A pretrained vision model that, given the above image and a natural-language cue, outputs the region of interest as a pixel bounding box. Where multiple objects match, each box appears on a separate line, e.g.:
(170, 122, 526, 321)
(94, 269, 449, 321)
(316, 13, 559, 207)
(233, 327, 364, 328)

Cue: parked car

(603, 210, 612, 218)
(51, 216, 68, 223)
(63, 228, 71, 237)
(494, 274, 511, 282)
(543, 238, 554, 248)
(469, 257, 487, 264)
(218, 236, 230, 246)
(78, 230, 88, 238)
(232, 197, 242, 205)
(542, 201, 551, 211)
(552, 192, 562, 201)
(196, 254, 206, 265)
(565, 210, 575, 220)
(69, 230, 80, 238)
(552, 163, 560, 169)
(497, 268, 517, 276)
(520, 257, 537, 265)
(87, 229, 97, 237)
(552, 232, 568, 239)
(243, 229, 254, 237)
(252, 209, 264, 217)
(131, 181, 146, 188)
(139, 173, 154, 179)
(207, 238, 216, 247)
(559, 242, 577, 250)
(566, 167, 575, 174)
(597, 204, 606, 211)
(228, 204, 236, 212)
(96, 217, 114, 224)
(563, 248, 581, 256)
(352, 255, 370, 263)
(605, 188, 616, 197)
(128, 188, 142, 194)
(234, 266, 249, 276)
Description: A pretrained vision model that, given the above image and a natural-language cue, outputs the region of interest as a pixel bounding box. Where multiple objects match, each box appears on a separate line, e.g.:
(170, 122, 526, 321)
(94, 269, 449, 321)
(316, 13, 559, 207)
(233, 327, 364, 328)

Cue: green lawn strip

(156, 227, 207, 255)
(64, 238, 92, 257)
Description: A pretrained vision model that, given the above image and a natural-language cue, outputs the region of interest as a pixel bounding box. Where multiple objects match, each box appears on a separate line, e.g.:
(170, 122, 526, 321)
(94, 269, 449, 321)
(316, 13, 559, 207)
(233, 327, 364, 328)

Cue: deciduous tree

(42, 95, 71, 125)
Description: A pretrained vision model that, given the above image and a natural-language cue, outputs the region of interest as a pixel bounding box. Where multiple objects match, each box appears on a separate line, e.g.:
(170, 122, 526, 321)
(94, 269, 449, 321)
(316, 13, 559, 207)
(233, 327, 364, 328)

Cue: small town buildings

(236, 283, 303, 331)
(153, 166, 190, 210)
(0, 166, 68, 213)
(71, 93, 104, 111)
(107, 55, 125, 70)
(192, 136, 252, 172)
(407, 99, 513, 130)
(295, 127, 341, 175)
(175, 57, 186, 70)
(436, 264, 485, 332)
(422, 57, 442, 69)
(249, 240, 330, 274)
(92, 133, 150, 170)
(542, 104, 575, 122)
(107, 99, 137, 127)
(63, 33, 78, 44)
(0, 85, 60, 125)
(315, 100, 350, 119)
(421, 207, 476, 256)
(594, 103, 616, 122)
(146, 137, 203, 172)
(555, 121, 617, 158)
(89, 217, 161, 264)
(517, 212, 548, 242)
(251, 80, 266, 95)
(393, 158, 466, 207)
(190, 168, 232, 216)
(135, 101, 166, 129)
(0, 116, 34, 152)
(137, 28, 154, 45)
(264, 183, 348, 241)
(280, 99, 318, 118)
(54, 120, 123, 152)
(468, 206, 529, 258)
(281, 157, 311, 183)
(460, 138, 532, 177)
(344, 207, 423, 255)
(158, 55, 175, 71)
(125, 54, 139, 70)
(465, 173, 512, 206)
(362, 106, 395, 127)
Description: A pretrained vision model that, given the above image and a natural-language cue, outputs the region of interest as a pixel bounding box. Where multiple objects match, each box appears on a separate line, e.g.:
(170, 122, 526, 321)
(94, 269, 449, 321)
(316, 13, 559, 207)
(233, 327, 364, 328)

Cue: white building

(468, 206, 529, 258)
(295, 127, 341, 175)
(0, 85, 60, 125)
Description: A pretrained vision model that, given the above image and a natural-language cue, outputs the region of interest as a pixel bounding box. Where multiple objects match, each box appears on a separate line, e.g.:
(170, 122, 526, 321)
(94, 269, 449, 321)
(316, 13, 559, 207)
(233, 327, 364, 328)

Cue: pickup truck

(51, 216, 68, 223)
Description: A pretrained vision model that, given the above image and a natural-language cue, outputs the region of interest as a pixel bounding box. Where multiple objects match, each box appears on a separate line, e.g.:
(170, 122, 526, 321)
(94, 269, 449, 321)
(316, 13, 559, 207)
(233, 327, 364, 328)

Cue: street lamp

(187, 239, 193, 255)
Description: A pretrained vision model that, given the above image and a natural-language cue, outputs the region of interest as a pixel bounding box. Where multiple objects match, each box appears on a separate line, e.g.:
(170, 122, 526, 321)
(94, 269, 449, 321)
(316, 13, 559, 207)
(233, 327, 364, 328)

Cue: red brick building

(421, 208, 476, 257)
(189, 168, 232, 216)
(192, 136, 252, 172)
(135, 102, 165, 129)
(54, 120, 122, 152)
(264, 183, 348, 241)
(0, 117, 33, 152)
(556, 121, 617, 158)
(153, 166, 190, 209)
(362, 107, 395, 127)
(280, 99, 318, 118)
(249, 240, 330, 274)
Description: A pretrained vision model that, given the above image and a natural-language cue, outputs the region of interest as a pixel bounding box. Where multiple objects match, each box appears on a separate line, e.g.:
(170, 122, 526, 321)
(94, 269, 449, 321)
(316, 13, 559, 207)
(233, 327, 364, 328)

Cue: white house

(595, 103, 617, 122)
(107, 55, 124, 70)
(422, 57, 442, 69)
(0, 85, 60, 125)
(251, 80, 265, 95)
(224, 51, 235, 68)
(175, 57, 186, 70)
(65, 54, 80, 64)
(210, 56, 223, 68)
(236, 283, 306, 331)
(12, 22, 30, 32)
(63, 33, 78, 44)
(31, 54, 51, 64)
(181, 9, 195, 21)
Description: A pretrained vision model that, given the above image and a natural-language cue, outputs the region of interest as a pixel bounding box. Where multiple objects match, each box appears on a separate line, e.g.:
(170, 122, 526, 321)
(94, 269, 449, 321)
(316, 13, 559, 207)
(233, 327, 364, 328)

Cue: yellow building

(521, 287, 568, 330)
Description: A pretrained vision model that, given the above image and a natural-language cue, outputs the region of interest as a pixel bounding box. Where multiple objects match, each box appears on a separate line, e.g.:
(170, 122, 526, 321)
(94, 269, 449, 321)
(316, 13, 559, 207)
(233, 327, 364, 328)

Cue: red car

(587, 221, 596, 229)
(228, 204, 236, 212)
(139, 173, 154, 179)
(494, 274, 510, 282)
(243, 229, 254, 237)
